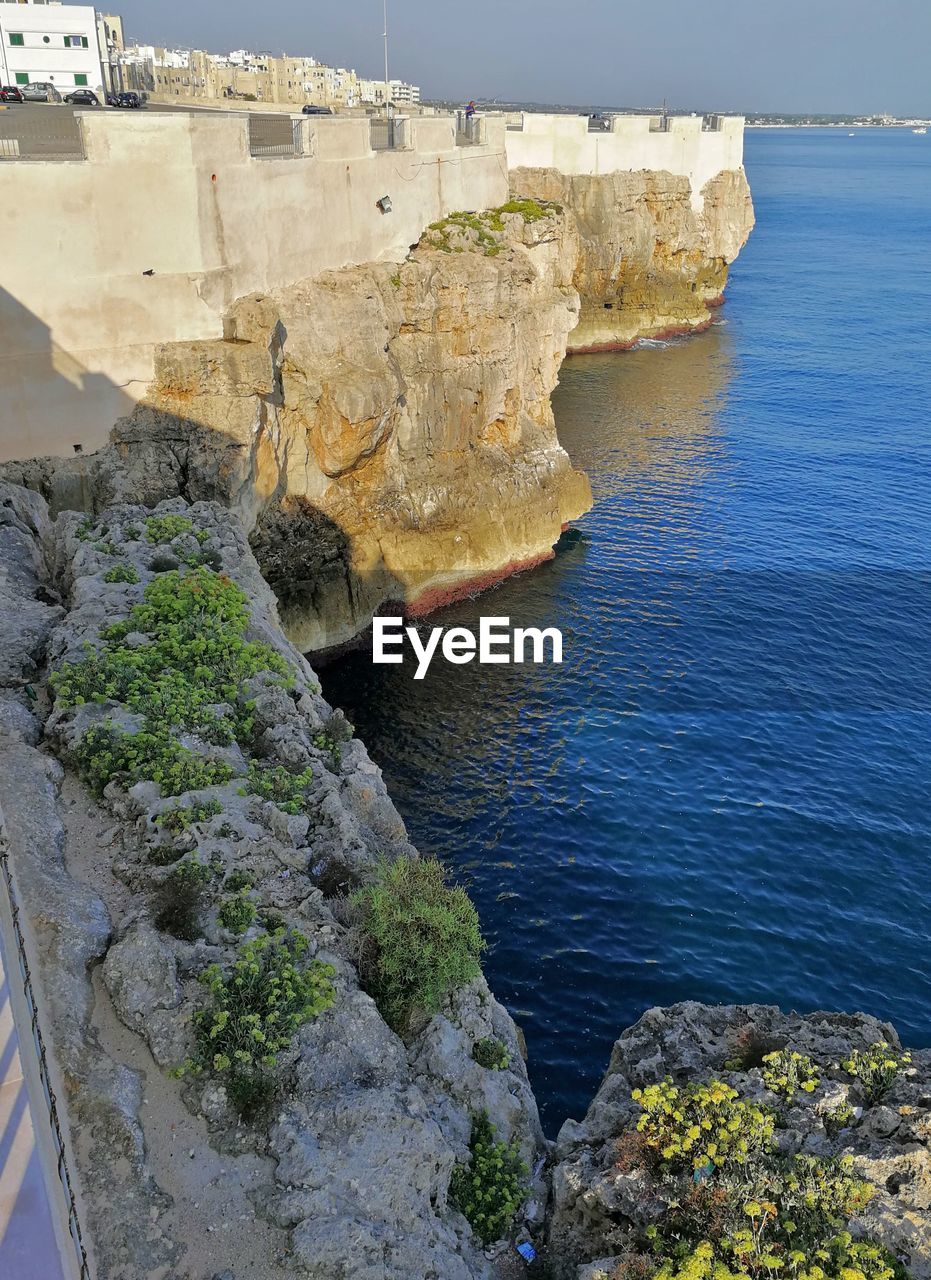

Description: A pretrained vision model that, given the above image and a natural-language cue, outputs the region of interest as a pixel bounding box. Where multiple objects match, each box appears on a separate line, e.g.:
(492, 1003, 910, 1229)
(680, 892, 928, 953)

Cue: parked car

(64, 88, 100, 107)
(115, 91, 142, 109)
(301, 104, 332, 115)
(21, 82, 62, 103)
(0, 85, 24, 103)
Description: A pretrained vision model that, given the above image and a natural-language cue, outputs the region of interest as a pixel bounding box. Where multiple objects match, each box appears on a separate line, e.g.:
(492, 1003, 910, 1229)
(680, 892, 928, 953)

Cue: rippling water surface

(321, 129, 931, 1133)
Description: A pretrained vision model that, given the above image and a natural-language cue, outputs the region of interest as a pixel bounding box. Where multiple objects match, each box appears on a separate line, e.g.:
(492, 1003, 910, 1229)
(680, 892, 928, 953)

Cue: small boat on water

(913, 127, 927, 135)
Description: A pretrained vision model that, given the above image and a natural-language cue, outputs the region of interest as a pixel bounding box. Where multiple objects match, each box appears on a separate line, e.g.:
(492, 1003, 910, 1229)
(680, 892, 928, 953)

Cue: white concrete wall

(505, 113, 745, 207)
(0, 111, 508, 460)
(0, 2, 103, 91)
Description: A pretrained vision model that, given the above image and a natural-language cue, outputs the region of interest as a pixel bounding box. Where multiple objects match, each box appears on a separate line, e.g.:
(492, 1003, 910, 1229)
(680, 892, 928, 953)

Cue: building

(96, 10, 122, 91)
(0, 0, 105, 94)
(115, 38, 419, 111)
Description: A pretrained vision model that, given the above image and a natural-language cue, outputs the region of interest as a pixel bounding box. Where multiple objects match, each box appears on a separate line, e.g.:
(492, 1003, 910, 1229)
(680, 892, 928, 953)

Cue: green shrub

(472, 1037, 510, 1071)
(156, 797, 223, 835)
(823, 1101, 856, 1136)
(52, 568, 293, 797)
(244, 761, 314, 814)
(313, 731, 343, 769)
(760, 1049, 821, 1101)
(103, 563, 140, 585)
(155, 857, 213, 940)
(649, 1232, 898, 1280)
(633, 1078, 774, 1172)
(352, 857, 485, 1032)
(840, 1041, 911, 1105)
(192, 929, 334, 1114)
(75, 516, 96, 542)
(449, 1112, 528, 1246)
(225, 869, 253, 893)
(218, 891, 257, 935)
(148, 844, 184, 866)
(497, 197, 548, 222)
(145, 514, 194, 544)
(70, 724, 233, 797)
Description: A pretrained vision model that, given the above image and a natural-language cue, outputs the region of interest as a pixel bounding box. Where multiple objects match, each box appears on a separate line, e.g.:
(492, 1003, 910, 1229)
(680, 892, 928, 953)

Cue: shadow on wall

(0, 288, 137, 468)
(0, 298, 397, 648)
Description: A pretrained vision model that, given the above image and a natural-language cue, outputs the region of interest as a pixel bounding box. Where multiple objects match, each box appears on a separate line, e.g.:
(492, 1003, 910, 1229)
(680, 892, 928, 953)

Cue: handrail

(0, 844, 92, 1280)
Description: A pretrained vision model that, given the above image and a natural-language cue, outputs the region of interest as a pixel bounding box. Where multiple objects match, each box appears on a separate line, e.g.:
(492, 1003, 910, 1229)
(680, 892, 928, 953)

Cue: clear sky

(111, 0, 930, 115)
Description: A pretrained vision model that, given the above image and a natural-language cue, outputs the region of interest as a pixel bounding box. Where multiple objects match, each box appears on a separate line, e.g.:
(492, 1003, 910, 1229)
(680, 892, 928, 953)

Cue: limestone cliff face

(98, 208, 592, 651)
(509, 166, 755, 352)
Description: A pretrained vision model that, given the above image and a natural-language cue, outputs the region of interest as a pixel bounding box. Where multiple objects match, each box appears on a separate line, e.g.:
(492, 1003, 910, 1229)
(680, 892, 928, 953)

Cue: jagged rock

(102, 925, 189, 1067)
(270, 1085, 484, 1279)
(509, 168, 754, 352)
(409, 976, 546, 1163)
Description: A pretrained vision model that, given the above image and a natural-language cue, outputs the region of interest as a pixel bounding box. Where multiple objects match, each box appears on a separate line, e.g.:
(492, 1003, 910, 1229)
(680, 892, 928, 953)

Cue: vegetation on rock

(243, 761, 315, 814)
(840, 1041, 911, 1105)
(760, 1049, 821, 1101)
(53, 565, 291, 795)
(633, 1078, 774, 1172)
(472, 1036, 511, 1071)
(353, 857, 485, 1032)
(103, 563, 140, 584)
(191, 929, 335, 1114)
(602, 1064, 907, 1280)
(425, 198, 557, 257)
(218, 891, 257, 935)
(449, 1112, 528, 1247)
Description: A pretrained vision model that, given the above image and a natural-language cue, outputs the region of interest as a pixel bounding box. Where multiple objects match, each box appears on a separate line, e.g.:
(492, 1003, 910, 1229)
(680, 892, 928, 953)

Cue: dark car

(64, 88, 100, 106)
(115, 91, 142, 109)
(301, 104, 332, 115)
(0, 85, 24, 103)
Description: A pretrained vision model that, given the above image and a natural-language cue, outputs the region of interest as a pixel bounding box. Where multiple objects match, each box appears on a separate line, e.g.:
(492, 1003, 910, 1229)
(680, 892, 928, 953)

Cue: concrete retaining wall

(505, 112, 745, 201)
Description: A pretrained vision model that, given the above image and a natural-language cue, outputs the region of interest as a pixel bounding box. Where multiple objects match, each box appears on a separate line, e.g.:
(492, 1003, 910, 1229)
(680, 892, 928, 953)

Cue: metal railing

(455, 112, 480, 146)
(0, 106, 85, 161)
(0, 843, 92, 1279)
(369, 116, 398, 151)
(247, 113, 302, 157)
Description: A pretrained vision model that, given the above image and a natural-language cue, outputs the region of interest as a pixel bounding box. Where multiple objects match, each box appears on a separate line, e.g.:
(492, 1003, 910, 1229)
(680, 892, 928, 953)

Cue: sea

(320, 128, 931, 1134)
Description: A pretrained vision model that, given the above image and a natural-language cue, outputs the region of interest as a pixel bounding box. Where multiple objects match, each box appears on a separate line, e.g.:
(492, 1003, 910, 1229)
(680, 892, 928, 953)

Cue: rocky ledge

(548, 1002, 931, 1280)
(0, 483, 545, 1280)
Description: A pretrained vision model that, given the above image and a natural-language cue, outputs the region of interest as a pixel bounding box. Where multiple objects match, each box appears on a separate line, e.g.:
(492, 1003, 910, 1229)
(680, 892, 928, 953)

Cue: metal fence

(247, 113, 302, 157)
(0, 844, 92, 1279)
(0, 106, 85, 161)
(455, 112, 480, 146)
(369, 116, 398, 151)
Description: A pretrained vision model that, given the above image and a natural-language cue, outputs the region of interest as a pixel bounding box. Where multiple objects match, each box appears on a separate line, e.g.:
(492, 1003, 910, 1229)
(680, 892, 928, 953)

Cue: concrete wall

(0, 110, 508, 460)
(505, 113, 745, 206)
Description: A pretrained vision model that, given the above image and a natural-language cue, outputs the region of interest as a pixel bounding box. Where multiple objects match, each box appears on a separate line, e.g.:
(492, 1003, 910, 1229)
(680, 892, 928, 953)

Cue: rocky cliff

(72, 203, 592, 652)
(1, 166, 753, 652)
(509, 167, 755, 352)
(0, 484, 546, 1280)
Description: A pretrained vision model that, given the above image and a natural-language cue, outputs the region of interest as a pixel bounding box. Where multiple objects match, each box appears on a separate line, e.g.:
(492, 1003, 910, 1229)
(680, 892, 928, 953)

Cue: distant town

(0, 3, 420, 109)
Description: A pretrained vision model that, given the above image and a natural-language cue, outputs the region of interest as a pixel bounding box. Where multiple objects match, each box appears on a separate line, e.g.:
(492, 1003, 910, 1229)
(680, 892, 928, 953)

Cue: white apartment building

(0, 0, 104, 92)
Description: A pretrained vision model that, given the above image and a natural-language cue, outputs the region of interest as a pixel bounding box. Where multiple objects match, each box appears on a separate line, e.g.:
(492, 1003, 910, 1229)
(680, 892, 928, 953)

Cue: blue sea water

(320, 129, 931, 1134)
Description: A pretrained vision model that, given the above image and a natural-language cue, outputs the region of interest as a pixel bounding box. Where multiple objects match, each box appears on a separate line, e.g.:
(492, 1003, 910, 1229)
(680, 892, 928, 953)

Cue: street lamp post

(383, 0, 390, 117)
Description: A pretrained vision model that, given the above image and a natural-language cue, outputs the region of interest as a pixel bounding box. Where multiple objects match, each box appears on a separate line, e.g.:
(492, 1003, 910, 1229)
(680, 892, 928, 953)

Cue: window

(75, 73, 87, 86)
(15, 72, 28, 85)
(8, 32, 24, 46)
